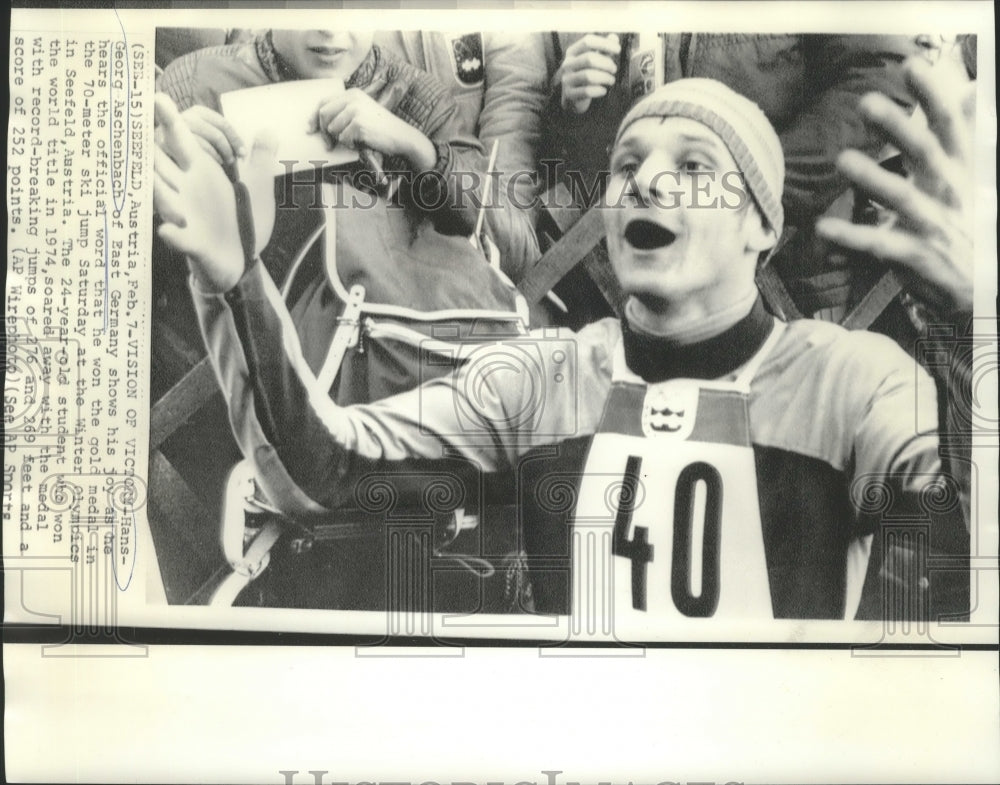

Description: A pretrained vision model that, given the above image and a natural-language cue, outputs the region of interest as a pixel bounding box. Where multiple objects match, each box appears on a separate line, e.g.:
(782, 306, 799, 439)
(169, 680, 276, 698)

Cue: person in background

(375, 31, 550, 276)
(157, 28, 539, 282)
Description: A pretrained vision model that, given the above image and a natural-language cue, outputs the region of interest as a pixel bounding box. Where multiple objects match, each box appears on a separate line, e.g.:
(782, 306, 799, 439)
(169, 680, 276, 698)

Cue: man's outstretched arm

(153, 93, 530, 511)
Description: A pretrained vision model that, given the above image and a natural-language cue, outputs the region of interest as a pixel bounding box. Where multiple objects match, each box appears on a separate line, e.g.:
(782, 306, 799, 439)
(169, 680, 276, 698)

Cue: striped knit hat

(614, 78, 784, 238)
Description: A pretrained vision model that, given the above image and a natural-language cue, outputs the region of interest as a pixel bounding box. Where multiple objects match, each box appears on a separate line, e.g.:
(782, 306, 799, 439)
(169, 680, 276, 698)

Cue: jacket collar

(621, 296, 775, 382)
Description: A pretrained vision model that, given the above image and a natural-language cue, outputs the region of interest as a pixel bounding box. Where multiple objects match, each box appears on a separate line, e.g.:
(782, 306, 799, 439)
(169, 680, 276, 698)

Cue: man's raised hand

(154, 93, 276, 293)
(816, 57, 975, 317)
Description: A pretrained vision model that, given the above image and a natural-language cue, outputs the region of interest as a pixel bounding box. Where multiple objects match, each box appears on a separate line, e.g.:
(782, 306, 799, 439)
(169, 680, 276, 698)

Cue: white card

(220, 78, 360, 175)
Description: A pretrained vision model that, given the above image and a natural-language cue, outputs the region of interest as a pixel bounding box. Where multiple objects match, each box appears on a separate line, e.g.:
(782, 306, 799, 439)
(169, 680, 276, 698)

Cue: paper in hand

(220, 78, 359, 176)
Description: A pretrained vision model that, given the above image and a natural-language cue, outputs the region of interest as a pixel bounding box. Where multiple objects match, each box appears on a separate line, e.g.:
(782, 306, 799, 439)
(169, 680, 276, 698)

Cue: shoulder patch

(449, 33, 485, 86)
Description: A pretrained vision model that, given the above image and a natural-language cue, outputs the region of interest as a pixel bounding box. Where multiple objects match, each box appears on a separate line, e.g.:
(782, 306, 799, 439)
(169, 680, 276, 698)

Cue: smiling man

(154, 76, 970, 625)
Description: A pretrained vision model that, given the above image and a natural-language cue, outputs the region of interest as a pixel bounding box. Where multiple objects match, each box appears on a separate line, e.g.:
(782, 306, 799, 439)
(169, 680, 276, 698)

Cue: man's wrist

(187, 250, 250, 295)
(401, 126, 437, 172)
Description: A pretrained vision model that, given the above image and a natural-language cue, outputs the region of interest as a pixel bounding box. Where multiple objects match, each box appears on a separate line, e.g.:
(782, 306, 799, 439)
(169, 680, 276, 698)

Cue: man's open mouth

(624, 219, 676, 250)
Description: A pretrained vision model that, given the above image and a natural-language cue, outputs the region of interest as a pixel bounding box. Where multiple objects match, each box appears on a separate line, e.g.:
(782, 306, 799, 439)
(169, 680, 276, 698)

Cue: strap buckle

(317, 283, 366, 392)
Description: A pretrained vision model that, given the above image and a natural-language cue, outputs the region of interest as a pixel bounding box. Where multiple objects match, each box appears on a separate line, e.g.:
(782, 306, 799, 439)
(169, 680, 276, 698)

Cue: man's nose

(632, 155, 672, 205)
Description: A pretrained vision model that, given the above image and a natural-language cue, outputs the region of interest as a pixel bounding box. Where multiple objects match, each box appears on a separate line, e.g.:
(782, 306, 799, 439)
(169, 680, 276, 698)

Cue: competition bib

(570, 324, 784, 639)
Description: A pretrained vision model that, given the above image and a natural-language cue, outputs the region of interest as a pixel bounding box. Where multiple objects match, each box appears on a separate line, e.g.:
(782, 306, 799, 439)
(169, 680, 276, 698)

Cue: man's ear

(744, 207, 777, 254)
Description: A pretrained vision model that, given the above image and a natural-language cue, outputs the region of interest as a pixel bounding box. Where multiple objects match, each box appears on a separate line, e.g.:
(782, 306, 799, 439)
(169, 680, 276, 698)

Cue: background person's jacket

(157, 34, 539, 282)
(375, 31, 551, 276)
(543, 33, 925, 225)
